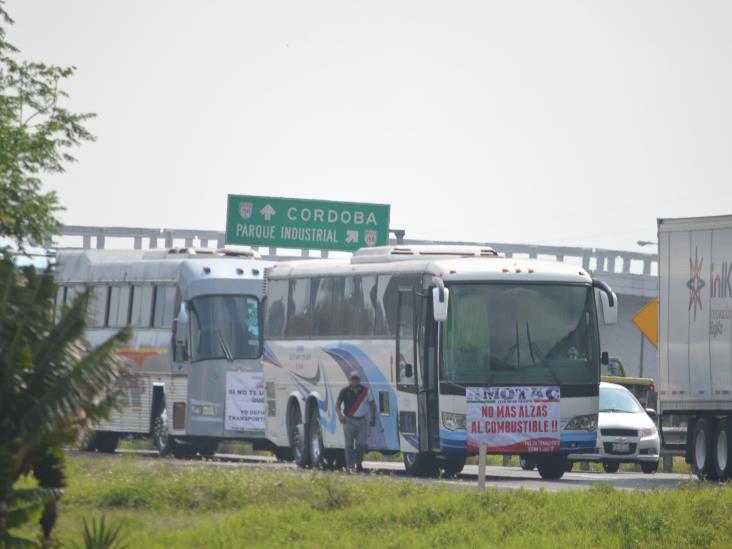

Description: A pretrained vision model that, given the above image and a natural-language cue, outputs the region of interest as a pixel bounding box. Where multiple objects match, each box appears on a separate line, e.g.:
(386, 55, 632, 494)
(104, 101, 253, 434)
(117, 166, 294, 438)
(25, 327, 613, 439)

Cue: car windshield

(189, 295, 260, 361)
(441, 283, 599, 385)
(599, 386, 643, 413)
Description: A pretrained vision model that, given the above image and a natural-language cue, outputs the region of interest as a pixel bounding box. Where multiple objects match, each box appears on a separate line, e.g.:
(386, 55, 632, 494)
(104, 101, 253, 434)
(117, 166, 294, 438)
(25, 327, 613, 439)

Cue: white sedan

(568, 381, 660, 474)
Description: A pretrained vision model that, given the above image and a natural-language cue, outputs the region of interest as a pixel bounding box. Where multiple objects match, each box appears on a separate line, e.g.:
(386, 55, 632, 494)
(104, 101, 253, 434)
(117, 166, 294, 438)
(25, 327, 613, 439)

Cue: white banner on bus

(466, 386, 560, 453)
(225, 371, 266, 432)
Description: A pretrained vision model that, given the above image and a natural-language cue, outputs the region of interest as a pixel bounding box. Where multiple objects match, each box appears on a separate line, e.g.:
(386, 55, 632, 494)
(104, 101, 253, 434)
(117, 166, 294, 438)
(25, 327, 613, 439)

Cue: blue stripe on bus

(439, 430, 597, 453)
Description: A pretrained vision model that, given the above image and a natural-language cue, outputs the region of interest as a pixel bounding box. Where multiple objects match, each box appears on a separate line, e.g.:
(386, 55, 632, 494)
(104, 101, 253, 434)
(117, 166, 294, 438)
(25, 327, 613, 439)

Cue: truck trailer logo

(710, 260, 732, 298)
(687, 247, 705, 321)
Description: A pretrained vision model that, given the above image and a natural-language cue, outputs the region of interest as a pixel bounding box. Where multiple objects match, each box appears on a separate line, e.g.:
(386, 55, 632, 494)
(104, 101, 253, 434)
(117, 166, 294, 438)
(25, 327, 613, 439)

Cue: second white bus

(262, 245, 618, 479)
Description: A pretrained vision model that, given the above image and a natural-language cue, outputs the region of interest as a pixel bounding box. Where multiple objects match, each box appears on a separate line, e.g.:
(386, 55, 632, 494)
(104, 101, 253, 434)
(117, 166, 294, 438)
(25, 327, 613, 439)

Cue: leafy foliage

(0, 1, 95, 246)
(0, 256, 130, 545)
(73, 515, 128, 549)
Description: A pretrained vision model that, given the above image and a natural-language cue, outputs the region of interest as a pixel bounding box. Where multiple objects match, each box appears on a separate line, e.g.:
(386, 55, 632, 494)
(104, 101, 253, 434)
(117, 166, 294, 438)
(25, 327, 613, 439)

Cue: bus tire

(536, 454, 566, 480)
(325, 449, 345, 470)
(196, 440, 219, 458)
(403, 452, 438, 477)
(288, 402, 309, 468)
(171, 442, 197, 459)
(95, 432, 119, 454)
(602, 461, 619, 473)
(520, 455, 535, 471)
(152, 400, 175, 457)
(714, 417, 732, 481)
(308, 406, 326, 469)
(691, 417, 717, 480)
(564, 460, 574, 473)
(441, 455, 466, 477)
(273, 447, 294, 462)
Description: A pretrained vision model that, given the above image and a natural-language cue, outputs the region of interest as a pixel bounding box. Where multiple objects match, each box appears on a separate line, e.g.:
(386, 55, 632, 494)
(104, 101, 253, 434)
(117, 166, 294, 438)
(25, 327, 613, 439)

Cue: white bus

(262, 245, 618, 479)
(55, 247, 274, 457)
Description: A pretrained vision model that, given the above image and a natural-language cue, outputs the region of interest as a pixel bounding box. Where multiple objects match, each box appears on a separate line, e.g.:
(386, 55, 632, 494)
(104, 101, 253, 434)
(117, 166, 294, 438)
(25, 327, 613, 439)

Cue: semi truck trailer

(658, 215, 732, 480)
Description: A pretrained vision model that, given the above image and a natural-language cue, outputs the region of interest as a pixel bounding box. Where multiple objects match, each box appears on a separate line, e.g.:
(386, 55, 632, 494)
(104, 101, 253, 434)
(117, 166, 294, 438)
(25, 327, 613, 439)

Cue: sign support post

(478, 444, 486, 490)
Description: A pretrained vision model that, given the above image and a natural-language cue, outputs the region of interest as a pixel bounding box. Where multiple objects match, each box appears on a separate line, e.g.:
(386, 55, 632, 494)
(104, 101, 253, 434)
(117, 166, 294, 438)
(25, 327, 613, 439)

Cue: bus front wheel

(403, 452, 438, 477)
(441, 455, 466, 477)
(152, 403, 176, 457)
(536, 454, 566, 480)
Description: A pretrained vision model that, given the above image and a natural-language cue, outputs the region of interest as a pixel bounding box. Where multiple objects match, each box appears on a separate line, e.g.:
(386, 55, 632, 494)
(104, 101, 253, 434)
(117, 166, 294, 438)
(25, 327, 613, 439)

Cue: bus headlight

(442, 412, 466, 431)
(565, 414, 597, 432)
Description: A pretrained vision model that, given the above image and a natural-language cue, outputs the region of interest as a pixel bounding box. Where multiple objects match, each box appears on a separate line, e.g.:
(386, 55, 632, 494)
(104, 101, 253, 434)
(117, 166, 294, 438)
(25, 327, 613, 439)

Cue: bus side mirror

(432, 286, 449, 322)
(593, 279, 618, 325)
(175, 302, 189, 346)
(601, 351, 609, 365)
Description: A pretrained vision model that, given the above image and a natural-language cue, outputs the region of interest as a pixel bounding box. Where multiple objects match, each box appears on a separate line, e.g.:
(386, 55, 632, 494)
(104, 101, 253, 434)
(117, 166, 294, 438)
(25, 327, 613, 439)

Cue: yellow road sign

(632, 297, 658, 348)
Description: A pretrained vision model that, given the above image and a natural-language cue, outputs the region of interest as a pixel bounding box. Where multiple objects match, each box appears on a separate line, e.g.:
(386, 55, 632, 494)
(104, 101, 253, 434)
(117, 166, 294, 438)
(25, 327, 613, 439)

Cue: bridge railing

(57, 225, 658, 277)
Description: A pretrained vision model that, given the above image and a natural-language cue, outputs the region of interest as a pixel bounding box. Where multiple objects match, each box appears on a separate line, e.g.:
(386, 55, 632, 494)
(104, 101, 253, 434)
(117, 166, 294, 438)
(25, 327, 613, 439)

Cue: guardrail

(57, 225, 658, 277)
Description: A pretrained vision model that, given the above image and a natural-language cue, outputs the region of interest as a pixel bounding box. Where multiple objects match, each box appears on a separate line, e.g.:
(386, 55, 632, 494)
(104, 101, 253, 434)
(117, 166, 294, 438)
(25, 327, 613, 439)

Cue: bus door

(396, 288, 422, 452)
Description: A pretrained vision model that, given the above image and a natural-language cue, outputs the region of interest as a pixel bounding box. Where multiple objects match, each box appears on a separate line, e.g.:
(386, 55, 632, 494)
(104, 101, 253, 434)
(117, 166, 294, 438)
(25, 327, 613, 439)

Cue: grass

(17, 454, 732, 548)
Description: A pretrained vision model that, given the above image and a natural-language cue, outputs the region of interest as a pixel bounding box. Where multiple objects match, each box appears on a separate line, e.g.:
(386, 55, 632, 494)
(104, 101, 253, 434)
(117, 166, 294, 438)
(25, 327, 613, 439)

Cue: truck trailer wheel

(691, 417, 718, 480)
(714, 418, 732, 481)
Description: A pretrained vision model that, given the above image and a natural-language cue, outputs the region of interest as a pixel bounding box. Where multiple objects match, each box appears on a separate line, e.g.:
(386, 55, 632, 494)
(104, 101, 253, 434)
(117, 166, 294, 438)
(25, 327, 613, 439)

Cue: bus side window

(130, 285, 154, 327)
(108, 286, 131, 328)
(378, 275, 418, 336)
(286, 278, 312, 337)
(265, 279, 288, 338)
(54, 285, 67, 322)
(87, 284, 109, 328)
(152, 286, 176, 328)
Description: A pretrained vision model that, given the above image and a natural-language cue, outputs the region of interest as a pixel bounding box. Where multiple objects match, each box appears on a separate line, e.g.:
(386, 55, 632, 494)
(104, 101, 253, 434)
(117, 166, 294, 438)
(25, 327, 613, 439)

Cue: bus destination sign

(225, 195, 390, 252)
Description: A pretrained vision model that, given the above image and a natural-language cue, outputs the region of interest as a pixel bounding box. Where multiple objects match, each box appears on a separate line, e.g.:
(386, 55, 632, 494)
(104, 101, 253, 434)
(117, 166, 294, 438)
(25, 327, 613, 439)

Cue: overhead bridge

(57, 225, 659, 380)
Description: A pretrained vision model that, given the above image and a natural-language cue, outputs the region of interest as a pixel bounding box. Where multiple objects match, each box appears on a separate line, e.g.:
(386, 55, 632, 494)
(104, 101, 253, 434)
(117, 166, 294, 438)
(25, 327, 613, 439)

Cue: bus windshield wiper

(526, 322, 536, 367)
(217, 331, 234, 361)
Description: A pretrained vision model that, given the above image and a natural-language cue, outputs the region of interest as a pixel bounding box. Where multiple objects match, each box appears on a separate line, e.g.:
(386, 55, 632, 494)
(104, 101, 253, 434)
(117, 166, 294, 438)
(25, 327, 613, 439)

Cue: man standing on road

(337, 372, 376, 473)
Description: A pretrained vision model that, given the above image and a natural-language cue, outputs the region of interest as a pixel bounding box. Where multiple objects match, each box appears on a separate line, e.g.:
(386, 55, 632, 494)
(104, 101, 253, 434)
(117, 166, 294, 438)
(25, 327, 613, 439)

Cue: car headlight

(640, 426, 657, 438)
(565, 414, 597, 432)
(442, 412, 466, 431)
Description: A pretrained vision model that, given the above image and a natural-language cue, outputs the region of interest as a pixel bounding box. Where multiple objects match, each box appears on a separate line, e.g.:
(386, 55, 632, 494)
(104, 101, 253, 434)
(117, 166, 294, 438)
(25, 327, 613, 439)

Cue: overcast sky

(6, 1, 732, 252)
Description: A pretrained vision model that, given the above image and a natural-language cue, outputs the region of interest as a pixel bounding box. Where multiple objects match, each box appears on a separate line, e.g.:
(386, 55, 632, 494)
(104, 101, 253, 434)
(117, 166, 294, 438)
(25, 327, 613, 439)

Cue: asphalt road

(74, 450, 695, 492)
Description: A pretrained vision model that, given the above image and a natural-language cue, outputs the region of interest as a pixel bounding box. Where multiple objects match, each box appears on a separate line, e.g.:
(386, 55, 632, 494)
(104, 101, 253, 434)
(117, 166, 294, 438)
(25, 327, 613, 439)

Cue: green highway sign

(225, 195, 391, 252)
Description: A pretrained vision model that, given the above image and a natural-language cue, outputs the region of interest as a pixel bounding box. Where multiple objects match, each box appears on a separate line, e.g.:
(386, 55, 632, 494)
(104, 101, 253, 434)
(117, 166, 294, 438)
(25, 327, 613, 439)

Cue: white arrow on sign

(346, 230, 359, 244)
(260, 204, 276, 221)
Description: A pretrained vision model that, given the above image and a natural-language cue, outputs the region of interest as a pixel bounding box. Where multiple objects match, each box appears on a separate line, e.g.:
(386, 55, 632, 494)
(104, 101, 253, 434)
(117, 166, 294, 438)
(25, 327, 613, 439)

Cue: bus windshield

(189, 295, 260, 361)
(442, 283, 598, 386)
